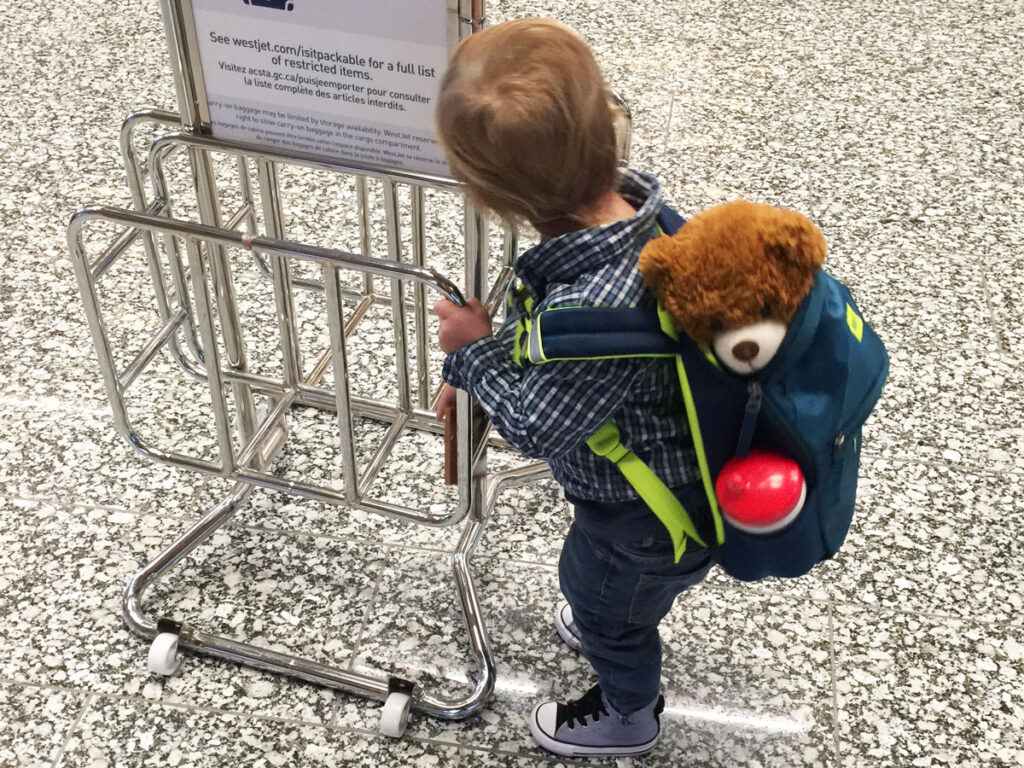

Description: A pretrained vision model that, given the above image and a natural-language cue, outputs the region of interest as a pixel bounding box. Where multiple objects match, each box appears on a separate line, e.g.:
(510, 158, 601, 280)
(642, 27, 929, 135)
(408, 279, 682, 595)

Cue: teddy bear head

(639, 200, 827, 375)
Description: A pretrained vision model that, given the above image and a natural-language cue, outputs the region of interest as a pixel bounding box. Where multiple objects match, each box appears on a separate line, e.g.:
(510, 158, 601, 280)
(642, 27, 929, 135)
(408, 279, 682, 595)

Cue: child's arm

(437, 299, 651, 460)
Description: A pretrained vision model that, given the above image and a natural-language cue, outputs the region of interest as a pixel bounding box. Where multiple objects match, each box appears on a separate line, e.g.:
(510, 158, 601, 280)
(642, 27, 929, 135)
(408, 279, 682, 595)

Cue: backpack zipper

(833, 364, 889, 455)
(735, 380, 763, 457)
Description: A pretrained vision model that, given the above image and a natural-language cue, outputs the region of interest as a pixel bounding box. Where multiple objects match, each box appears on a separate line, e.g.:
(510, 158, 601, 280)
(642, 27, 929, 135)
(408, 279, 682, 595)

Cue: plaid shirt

(443, 170, 700, 502)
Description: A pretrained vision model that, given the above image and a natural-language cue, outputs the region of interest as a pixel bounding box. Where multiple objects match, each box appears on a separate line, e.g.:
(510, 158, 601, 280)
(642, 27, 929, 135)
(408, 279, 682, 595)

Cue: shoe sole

(554, 606, 584, 653)
(529, 706, 659, 757)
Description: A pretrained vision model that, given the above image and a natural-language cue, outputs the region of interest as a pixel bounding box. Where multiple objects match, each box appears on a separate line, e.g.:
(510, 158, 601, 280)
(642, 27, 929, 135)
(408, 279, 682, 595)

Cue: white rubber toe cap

(529, 701, 567, 754)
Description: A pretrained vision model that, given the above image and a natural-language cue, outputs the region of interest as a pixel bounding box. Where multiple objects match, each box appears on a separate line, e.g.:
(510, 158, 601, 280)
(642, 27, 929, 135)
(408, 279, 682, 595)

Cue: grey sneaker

(554, 602, 584, 652)
(529, 684, 664, 757)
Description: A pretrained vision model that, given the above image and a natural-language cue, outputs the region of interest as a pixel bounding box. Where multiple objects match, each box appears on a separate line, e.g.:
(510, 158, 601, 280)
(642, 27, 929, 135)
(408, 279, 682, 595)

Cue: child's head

(435, 19, 619, 234)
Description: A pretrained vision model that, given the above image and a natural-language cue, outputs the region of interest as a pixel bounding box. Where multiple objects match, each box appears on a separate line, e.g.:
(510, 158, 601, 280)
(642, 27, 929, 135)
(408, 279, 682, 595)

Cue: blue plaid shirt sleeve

(441, 312, 517, 391)
(443, 339, 654, 461)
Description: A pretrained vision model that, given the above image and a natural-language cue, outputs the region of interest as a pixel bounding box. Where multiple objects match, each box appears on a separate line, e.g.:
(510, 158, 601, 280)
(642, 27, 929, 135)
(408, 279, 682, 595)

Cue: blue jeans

(559, 486, 714, 715)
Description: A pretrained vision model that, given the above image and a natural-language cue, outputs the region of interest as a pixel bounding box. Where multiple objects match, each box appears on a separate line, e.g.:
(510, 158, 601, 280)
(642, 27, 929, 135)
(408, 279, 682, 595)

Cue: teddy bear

(638, 200, 827, 374)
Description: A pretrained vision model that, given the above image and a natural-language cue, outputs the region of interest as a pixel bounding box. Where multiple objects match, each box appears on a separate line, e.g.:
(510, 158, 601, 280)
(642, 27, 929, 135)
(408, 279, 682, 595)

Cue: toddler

(433, 18, 715, 758)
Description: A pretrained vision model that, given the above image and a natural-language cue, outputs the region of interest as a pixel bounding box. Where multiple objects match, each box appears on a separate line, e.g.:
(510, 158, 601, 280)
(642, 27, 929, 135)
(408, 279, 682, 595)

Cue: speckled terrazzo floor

(1, 1, 1022, 767)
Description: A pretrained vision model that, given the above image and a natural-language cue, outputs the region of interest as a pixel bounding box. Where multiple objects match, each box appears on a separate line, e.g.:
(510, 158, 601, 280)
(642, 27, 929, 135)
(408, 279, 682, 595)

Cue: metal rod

(184, 236, 236, 476)
(610, 89, 634, 167)
(72, 206, 466, 308)
(119, 109, 181, 184)
(237, 155, 259, 233)
(302, 346, 334, 392)
(357, 175, 374, 298)
(142, 138, 206, 367)
(235, 387, 298, 469)
(158, 0, 202, 129)
(322, 265, 360, 504)
(180, 629, 394, 701)
(119, 308, 189, 391)
(420, 516, 494, 718)
(357, 413, 410, 496)
(256, 159, 304, 389)
(410, 186, 431, 409)
(231, 465, 467, 527)
(463, 201, 489, 302)
(458, 201, 489, 509)
(224, 201, 255, 232)
(342, 294, 374, 336)
(123, 481, 254, 639)
(163, 230, 205, 366)
(190, 146, 259, 445)
(67, 222, 136, 449)
(459, 0, 487, 36)
(381, 180, 412, 414)
(90, 224, 143, 280)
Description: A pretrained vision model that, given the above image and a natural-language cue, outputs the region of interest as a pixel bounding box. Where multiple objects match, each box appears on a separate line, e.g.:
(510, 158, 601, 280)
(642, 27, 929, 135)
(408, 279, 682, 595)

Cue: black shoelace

(556, 684, 609, 731)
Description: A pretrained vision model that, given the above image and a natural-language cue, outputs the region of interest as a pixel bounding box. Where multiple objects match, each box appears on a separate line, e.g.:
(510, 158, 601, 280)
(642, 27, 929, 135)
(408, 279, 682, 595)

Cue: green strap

(673, 353, 726, 546)
(650, 305, 724, 545)
(511, 296, 534, 367)
(587, 421, 707, 562)
(511, 284, 727, 555)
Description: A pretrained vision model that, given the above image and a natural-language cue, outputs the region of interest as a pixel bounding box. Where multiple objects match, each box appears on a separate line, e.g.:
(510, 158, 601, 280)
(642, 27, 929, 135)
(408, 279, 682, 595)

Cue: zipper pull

(736, 381, 763, 457)
(745, 381, 763, 414)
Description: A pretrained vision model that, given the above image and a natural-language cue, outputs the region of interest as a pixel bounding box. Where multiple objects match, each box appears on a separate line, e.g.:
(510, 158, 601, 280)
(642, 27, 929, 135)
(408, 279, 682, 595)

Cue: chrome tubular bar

(70, 206, 466, 306)
(382, 180, 413, 414)
(68, 204, 472, 524)
(190, 143, 260, 446)
(118, 307, 189, 392)
(322, 263, 360, 503)
(183, 235, 236, 476)
(121, 112, 207, 372)
(411, 186, 431, 409)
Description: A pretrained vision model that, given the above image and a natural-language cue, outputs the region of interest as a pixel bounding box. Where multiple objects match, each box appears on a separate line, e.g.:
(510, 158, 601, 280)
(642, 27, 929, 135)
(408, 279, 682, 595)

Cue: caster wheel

(380, 692, 412, 738)
(148, 632, 183, 676)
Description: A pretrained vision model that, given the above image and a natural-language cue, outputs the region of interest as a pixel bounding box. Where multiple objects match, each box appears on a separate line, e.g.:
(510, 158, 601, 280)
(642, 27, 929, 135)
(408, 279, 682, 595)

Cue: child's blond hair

(435, 19, 618, 233)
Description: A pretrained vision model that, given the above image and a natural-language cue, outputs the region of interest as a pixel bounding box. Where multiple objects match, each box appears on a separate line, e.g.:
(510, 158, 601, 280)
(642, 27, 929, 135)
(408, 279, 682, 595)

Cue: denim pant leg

(559, 519, 713, 715)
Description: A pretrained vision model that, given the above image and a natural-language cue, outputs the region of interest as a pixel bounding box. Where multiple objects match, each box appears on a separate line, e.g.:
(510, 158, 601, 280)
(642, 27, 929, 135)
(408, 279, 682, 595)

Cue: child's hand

(435, 384, 458, 421)
(434, 298, 492, 354)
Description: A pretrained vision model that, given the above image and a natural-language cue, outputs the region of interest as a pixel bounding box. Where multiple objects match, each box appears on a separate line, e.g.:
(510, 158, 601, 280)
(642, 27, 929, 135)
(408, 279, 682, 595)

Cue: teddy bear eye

(710, 317, 725, 332)
(760, 302, 772, 318)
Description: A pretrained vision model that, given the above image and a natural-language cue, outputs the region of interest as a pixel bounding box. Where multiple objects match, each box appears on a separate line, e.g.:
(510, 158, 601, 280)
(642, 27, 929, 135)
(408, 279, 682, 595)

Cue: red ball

(715, 450, 806, 534)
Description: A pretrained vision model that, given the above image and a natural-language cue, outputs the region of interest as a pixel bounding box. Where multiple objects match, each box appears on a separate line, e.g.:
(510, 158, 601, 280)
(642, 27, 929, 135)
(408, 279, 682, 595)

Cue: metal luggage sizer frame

(64, 0, 555, 737)
(68, 0, 631, 737)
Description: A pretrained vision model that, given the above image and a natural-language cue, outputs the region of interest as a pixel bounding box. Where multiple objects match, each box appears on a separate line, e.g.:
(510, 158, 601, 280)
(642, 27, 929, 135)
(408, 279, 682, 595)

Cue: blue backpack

(521, 207, 889, 581)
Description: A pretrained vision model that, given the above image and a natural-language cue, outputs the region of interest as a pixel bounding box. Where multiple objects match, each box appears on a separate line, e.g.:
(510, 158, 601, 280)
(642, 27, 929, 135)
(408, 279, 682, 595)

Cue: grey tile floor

(1, 0, 1022, 766)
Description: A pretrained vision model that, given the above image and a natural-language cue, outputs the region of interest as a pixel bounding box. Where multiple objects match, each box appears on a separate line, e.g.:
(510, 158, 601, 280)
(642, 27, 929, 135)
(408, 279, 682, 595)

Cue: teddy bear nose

(732, 341, 760, 362)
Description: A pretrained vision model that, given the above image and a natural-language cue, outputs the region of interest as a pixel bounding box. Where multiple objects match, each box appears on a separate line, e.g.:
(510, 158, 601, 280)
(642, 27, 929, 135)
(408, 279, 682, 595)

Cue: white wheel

(148, 632, 183, 676)
(380, 692, 412, 738)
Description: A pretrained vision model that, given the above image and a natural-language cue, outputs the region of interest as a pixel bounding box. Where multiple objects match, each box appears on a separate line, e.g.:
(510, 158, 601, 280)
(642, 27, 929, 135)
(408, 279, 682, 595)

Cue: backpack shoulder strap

(529, 303, 726, 563)
(587, 420, 707, 561)
(524, 306, 679, 365)
(520, 202, 688, 365)
(655, 204, 686, 236)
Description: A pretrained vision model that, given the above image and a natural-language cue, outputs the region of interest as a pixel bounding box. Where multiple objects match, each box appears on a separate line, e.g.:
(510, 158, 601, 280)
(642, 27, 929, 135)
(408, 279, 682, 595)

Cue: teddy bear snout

(732, 341, 761, 362)
(713, 321, 788, 375)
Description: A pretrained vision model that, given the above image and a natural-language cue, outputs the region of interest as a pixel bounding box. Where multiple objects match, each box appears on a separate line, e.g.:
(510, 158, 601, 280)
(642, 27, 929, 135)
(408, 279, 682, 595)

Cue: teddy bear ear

(638, 234, 682, 296)
(762, 210, 828, 271)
